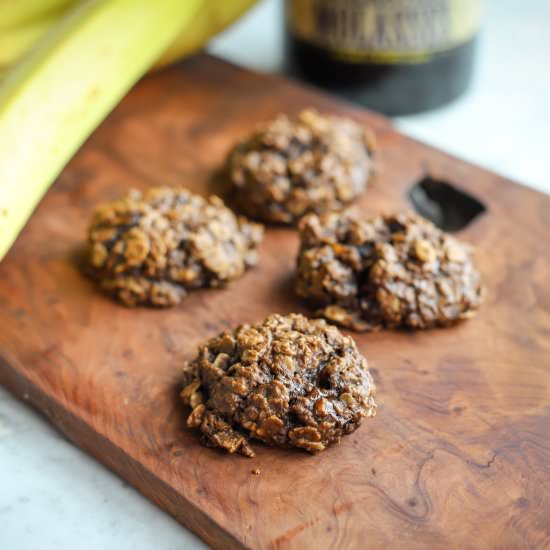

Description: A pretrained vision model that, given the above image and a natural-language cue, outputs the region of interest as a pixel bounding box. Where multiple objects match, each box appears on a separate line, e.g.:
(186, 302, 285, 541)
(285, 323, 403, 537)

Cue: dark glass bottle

(285, 0, 484, 116)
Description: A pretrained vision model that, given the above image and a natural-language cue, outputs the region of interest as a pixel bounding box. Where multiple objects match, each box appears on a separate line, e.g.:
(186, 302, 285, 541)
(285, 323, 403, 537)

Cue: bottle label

(287, 0, 484, 64)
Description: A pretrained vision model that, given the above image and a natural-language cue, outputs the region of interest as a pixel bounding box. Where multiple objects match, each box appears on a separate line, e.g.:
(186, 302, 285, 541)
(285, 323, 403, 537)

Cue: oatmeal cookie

(87, 187, 263, 306)
(226, 109, 375, 224)
(181, 313, 376, 456)
(295, 211, 483, 330)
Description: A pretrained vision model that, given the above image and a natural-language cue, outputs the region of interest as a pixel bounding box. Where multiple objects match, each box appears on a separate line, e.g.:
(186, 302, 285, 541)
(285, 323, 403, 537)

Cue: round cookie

(181, 313, 376, 457)
(87, 187, 263, 306)
(227, 109, 375, 224)
(295, 211, 483, 331)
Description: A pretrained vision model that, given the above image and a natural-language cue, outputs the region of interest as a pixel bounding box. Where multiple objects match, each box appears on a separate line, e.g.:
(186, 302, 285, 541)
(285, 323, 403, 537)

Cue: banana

(0, 1, 258, 73)
(0, 15, 60, 68)
(0, 0, 75, 30)
(0, 0, 202, 260)
(0, 1, 260, 75)
(155, 0, 257, 69)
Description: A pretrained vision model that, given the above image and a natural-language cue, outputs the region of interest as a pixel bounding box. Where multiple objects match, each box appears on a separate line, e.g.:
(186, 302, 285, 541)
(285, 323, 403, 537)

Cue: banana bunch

(0, 0, 256, 260)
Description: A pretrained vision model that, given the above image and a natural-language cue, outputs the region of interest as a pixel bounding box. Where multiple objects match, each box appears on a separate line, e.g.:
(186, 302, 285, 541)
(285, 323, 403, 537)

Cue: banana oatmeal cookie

(295, 211, 483, 331)
(226, 109, 375, 224)
(87, 187, 263, 306)
(181, 313, 376, 457)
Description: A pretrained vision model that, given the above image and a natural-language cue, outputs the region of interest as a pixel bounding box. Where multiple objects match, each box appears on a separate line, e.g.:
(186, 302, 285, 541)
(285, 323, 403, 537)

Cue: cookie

(181, 313, 376, 456)
(295, 211, 483, 330)
(87, 187, 263, 306)
(227, 109, 375, 224)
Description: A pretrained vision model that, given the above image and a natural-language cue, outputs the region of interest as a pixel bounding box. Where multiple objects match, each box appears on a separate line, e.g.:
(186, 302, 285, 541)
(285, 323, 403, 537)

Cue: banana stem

(0, 0, 202, 261)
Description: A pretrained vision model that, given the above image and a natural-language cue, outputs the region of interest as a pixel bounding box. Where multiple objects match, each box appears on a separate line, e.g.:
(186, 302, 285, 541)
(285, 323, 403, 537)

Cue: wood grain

(1, 54, 549, 549)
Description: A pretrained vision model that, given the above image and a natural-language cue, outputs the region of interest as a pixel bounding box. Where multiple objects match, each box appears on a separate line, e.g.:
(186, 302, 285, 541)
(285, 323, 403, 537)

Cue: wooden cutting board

(1, 54, 549, 549)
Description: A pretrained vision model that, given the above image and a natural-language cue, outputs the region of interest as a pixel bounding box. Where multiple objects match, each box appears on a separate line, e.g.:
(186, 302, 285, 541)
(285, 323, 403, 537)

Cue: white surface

(394, 0, 550, 194)
(1, 1, 549, 549)
(0, 387, 205, 550)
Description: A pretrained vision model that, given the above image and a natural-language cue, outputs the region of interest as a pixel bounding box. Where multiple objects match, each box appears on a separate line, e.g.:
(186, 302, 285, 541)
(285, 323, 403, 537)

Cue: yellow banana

(0, 0, 202, 260)
(0, 14, 60, 68)
(0, 0, 75, 30)
(155, 0, 257, 69)
(0, 1, 257, 73)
